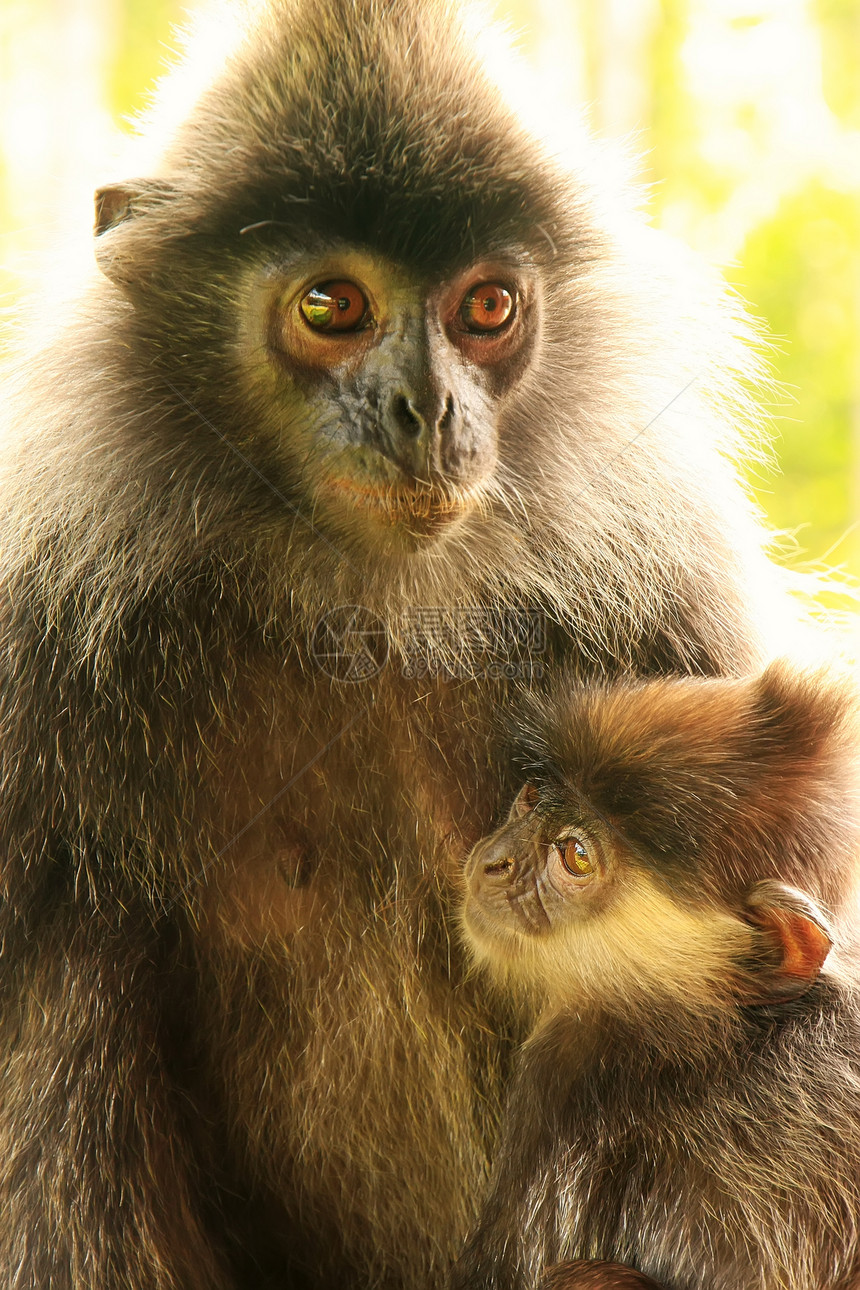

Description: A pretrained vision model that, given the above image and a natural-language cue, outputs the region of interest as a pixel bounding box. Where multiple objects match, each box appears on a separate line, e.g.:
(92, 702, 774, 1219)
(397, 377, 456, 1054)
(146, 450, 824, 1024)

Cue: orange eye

(460, 283, 514, 333)
(299, 281, 368, 332)
(554, 838, 594, 876)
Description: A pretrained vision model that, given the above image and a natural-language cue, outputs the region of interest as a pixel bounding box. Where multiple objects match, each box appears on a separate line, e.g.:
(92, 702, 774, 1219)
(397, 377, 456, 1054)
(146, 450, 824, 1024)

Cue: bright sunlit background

(1, 0, 859, 579)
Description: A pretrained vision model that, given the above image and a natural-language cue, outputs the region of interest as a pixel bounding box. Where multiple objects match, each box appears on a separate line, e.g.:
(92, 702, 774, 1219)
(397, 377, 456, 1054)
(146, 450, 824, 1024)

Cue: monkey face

(95, 183, 544, 559)
(245, 244, 540, 550)
(462, 781, 614, 951)
(461, 778, 765, 1018)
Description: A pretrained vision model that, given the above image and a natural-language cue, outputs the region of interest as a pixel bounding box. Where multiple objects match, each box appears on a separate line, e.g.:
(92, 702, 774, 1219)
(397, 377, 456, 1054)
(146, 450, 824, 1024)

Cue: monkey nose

(390, 394, 424, 438)
(481, 855, 515, 880)
(380, 391, 458, 476)
(390, 392, 456, 436)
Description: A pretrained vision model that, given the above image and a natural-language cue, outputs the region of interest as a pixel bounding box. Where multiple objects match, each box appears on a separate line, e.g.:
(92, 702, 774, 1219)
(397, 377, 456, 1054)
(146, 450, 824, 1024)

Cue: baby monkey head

(463, 663, 860, 1022)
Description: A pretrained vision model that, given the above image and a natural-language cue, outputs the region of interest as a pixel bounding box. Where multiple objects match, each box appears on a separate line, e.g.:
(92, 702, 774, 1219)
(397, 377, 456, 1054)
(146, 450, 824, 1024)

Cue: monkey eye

(299, 281, 369, 332)
(459, 283, 515, 333)
(551, 837, 594, 877)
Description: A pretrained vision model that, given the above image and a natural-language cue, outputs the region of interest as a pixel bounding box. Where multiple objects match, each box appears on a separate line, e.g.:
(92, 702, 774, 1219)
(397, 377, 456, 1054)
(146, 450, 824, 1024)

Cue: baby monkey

(453, 663, 860, 1290)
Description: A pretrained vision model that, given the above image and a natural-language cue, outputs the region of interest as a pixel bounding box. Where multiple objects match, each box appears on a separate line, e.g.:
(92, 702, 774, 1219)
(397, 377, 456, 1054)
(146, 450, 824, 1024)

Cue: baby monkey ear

(743, 879, 833, 1003)
(508, 782, 540, 822)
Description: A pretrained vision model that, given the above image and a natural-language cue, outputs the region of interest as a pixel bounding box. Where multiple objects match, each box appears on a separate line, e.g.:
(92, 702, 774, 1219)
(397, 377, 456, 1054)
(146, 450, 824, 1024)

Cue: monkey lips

(319, 474, 478, 539)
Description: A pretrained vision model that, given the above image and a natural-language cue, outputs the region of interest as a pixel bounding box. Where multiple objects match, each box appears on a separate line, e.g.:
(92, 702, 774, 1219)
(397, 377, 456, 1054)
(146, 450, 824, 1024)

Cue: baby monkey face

(463, 782, 611, 943)
(462, 774, 834, 1015)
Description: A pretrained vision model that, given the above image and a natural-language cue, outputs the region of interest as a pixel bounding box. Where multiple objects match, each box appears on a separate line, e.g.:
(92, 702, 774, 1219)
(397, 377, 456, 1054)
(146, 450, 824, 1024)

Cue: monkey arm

(450, 1067, 631, 1290)
(449, 1057, 554, 1290)
(450, 1148, 669, 1290)
(0, 906, 237, 1290)
(450, 1010, 677, 1290)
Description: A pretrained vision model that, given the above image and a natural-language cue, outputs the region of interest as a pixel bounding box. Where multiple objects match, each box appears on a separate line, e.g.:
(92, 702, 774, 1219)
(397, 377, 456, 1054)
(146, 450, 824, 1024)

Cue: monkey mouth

(322, 476, 474, 531)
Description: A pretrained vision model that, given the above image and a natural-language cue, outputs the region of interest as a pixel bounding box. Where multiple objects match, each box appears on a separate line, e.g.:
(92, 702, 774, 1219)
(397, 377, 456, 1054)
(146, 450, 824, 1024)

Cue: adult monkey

(0, 0, 793, 1287)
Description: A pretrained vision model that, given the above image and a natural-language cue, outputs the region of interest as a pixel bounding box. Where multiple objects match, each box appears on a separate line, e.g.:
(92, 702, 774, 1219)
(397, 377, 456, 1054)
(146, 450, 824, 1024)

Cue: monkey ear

(93, 180, 179, 289)
(743, 879, 833, 1003)
(508, 782, 539, 822)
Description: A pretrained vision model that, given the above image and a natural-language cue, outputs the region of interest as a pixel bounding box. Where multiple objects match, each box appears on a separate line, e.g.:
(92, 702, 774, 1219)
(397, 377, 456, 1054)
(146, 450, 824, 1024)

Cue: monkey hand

(540, 1260, 666, 1289)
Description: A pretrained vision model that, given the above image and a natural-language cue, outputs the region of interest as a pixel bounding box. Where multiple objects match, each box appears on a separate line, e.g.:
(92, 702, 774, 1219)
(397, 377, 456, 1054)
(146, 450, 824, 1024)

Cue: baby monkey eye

(553, 837, 594, 876)
(300, 281, 369, 332)
(460, 283, 514, 333)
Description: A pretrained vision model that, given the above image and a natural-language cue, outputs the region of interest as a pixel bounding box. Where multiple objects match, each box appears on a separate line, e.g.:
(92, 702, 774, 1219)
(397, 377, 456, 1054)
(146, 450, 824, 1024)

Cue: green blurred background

(1, 0, 859, 580)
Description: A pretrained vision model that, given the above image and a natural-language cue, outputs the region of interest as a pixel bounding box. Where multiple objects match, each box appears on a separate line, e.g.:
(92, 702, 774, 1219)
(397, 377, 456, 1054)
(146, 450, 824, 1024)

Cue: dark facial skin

(463, 782, 611, 941)
(256, 248, 540, 548)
